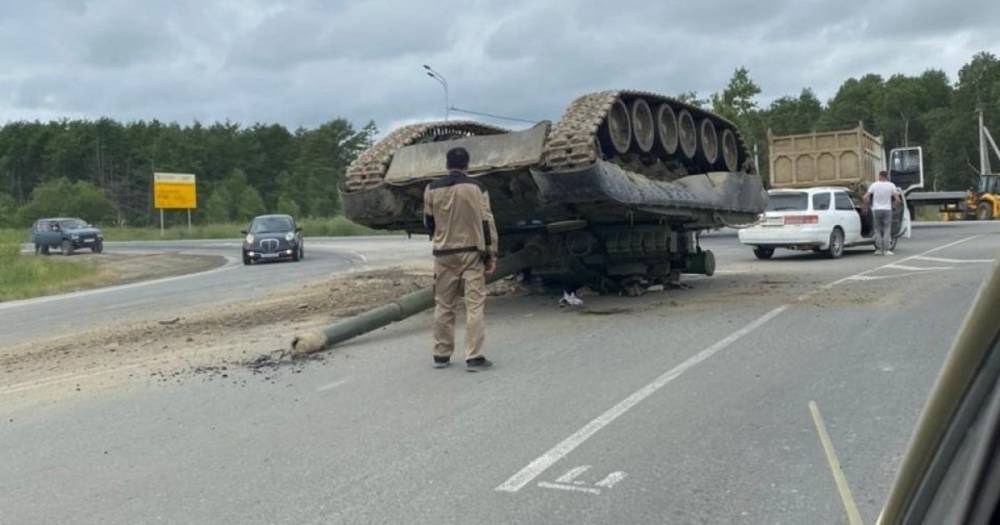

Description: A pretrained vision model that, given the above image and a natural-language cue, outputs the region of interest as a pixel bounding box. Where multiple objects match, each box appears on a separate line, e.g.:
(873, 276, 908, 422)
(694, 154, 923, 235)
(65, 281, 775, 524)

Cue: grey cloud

(225, 0, 482, 69)
(83, 25, 179, 67)
(0, 0, 997, 134)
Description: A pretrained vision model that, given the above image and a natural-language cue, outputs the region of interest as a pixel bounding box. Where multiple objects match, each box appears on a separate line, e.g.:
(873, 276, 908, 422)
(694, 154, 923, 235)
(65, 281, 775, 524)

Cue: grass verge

(0, 233, 103, 301)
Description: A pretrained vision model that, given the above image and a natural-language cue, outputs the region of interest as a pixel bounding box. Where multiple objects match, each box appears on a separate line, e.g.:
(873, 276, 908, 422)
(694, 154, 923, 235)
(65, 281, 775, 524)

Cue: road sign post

(153, 173, 197, 237)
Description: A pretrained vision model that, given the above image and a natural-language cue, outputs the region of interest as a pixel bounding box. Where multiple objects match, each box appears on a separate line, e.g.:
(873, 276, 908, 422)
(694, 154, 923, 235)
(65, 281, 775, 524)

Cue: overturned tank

(341, 90, 767, 292)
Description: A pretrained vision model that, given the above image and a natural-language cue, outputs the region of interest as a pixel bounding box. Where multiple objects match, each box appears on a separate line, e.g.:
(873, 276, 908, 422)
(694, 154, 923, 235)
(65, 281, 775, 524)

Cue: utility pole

(978, 106, 990, 176)
(900, 111, 909, 147)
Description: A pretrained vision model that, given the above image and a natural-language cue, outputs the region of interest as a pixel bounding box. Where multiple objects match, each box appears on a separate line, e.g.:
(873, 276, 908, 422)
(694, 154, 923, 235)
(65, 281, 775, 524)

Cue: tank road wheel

(753, 247, 774, 260)
(655, 104, 679, 155)
(826, 228, 845, 259)
(698, 119, 719, 167)
(599, 98, 632, 156)
(977, 202, 994, 221)
(721, 128, 739, 172)
(677, 109, 698, 160)
(629, 98, 655, 153)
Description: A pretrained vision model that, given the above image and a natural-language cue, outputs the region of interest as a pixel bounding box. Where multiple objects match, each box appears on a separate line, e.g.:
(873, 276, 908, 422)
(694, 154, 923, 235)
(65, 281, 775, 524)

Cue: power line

(448, 106, 537, 124)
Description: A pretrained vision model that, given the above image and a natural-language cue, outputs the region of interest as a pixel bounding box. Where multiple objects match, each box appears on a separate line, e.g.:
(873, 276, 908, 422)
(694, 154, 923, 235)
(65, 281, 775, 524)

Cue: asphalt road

(0, 236, 430, 346)
(3, 222, 999, 524)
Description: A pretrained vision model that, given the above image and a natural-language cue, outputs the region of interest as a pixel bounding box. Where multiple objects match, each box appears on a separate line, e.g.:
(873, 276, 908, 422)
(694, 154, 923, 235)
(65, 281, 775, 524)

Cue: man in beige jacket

(423, 147, 499, 370)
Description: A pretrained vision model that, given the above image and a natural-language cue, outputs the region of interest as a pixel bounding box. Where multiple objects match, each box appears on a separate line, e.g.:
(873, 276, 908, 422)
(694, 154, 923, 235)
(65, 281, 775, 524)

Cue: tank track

(345, 121, 508, 191)
(345, 91, 753, 191)
(542, 90, 752, 175)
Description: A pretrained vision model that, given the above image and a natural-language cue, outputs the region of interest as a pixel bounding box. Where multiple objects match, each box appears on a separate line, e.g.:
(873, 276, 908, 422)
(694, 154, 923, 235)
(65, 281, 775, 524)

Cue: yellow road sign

(154, 173, 197, 209)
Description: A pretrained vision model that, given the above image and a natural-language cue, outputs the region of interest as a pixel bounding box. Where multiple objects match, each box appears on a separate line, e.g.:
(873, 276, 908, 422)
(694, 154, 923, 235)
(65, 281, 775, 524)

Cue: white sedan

(738, 186, 910, 260)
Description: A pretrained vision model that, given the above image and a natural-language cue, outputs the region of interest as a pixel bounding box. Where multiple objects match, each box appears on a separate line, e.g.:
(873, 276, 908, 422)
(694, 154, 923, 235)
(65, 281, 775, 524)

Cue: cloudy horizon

(2, 0, 998, 133)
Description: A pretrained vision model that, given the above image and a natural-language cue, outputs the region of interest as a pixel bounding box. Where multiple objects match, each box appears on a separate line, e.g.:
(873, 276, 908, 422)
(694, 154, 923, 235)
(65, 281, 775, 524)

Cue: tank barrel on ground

(291, 246, 544, 354)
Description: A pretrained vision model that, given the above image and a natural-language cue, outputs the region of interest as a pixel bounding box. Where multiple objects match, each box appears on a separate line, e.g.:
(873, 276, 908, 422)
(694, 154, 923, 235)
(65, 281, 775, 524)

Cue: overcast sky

(1, 0, 998, 133)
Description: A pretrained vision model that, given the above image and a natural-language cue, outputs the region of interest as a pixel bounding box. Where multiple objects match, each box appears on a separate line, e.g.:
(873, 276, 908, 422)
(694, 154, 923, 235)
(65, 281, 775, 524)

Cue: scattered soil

(80, 252, 226, 285)
(3, 258, 884, 408)
(0, 267, 532, 404)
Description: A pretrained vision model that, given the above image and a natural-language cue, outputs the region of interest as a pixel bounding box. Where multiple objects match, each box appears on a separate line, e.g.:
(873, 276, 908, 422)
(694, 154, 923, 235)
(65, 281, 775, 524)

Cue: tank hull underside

(342, 162, 764, 290)
(342, 162, 764, 232)
(340, 90, 767, 290)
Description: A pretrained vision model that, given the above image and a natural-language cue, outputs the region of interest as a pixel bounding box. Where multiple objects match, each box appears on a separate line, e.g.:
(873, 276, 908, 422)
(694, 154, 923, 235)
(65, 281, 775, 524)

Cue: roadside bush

(203, 188, 232, 223)
(15, 178, 116, 226)
(298, 216, 381, 237)
(276, 196, 301, 218)
(236, 187, 266, 221)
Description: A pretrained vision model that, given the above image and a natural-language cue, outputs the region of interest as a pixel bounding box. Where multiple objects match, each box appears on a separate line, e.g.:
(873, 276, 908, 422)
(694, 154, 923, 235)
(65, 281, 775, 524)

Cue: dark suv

(31, 218, 104, 255)
(241, 214, 303, 265)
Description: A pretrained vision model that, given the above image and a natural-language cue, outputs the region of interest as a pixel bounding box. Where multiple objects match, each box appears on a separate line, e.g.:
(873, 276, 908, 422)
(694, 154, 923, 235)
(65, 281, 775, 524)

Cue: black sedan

(241, 214, 304, 265)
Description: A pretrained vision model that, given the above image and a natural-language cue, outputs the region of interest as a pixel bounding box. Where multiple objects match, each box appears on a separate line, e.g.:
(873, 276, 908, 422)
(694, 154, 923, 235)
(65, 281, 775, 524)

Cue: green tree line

(708, 51, 1000, 191)
(0, 118, 375, 227)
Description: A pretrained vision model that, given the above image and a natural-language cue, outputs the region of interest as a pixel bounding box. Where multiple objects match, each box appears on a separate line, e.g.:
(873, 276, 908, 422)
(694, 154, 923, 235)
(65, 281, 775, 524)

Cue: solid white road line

(555, 465, 591, 484)
(595, 471, 628, 488)
(496, 233, 992, 494)
(316, 378, 352, 392)
(913, 255, 995, 264)
(536, 482, 601, 495)
(809, 401, 864, 525)
(0, 362, 149, 396)
(823, 235, 982, 289)
(847, 271, 948, 282)
(495, 304, 789, 493)
(884, 263, 952, 271)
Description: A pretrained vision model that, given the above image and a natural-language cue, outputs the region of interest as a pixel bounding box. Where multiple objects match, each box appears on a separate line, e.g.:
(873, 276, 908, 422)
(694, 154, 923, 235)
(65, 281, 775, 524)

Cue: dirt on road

(1, 258, 892, 411)
(68, 252, 227, 286)
(1, 265, 542, 407)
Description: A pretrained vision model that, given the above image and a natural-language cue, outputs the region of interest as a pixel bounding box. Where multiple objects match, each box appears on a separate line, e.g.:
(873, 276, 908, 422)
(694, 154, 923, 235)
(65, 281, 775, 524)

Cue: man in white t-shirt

(864, 171, 902, 255)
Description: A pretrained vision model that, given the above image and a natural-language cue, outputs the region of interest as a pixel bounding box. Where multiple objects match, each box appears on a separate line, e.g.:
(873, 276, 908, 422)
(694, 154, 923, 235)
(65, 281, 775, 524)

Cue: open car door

(891, 195, 912, 241)
(878, 260, 1000, 524)
(888, 146, 919, 242)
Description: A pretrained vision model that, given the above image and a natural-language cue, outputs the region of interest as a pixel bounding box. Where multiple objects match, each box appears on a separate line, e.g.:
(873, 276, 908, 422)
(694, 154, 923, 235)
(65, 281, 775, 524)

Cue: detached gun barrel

(292, 246, 542, 353)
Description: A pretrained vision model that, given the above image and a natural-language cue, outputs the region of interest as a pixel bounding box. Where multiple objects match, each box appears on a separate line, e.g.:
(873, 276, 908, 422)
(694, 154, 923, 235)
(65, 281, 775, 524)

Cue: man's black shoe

(433, 357, 451, 369)
(465, 357, 493, 372)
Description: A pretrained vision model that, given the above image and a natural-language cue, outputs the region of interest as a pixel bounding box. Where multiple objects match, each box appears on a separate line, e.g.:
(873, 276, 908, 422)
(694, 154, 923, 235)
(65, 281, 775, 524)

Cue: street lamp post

(422, 65, 449, 121)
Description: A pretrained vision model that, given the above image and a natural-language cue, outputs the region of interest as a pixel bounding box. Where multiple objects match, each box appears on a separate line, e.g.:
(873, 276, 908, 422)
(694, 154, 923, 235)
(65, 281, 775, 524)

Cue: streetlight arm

(422, 65, 450, 121)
